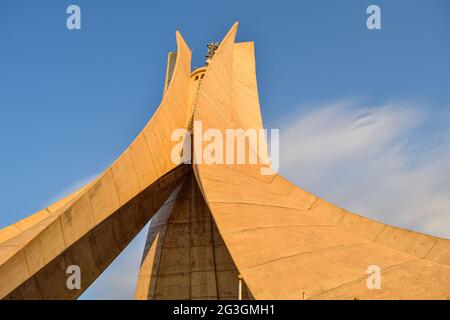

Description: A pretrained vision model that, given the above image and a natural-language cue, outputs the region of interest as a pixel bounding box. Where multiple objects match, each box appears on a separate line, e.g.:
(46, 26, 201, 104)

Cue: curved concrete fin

(0, 31, 193, 299)
(192, 24, 450, 299)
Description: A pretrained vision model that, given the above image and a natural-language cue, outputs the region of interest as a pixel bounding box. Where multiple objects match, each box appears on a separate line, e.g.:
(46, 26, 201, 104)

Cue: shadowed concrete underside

(135, 172, 252, 300)
(3, 165, 190, 299)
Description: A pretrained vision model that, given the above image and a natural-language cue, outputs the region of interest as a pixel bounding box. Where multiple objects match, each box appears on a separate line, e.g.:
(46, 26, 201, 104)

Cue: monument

(1, 23, 450, 300)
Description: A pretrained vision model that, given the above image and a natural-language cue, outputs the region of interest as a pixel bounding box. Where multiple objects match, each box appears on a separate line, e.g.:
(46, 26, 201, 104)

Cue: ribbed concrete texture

(135, 173, 252, 300)
(1, 22, 449, 300)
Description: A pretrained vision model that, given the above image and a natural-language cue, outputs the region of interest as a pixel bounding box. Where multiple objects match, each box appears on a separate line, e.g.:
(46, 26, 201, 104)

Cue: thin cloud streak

(278, 100, 450, 238)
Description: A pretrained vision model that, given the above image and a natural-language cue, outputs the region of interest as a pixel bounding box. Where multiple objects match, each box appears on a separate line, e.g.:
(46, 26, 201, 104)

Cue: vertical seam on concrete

(32, 276, 44, 298)
(141, 131, 160, 178)
(306, 197, 320, 211)
(110, 168, 121, 208)
(335, 211, 348, 226)
(21, 249, 32, 276)
(423, 238, 439, 260)
(130, 140, 145, 191)
(109, 169, 123, 248)
(372, 225, 388, 242)
(110, 167, 122, 206)
(188, 175, 193, 300)
(188, 77, 203, 133)
(58, 217, 68, 248)
(127, 150, 142, 193)
(19, 250, 44, 298)
(210, 213, 219, 299)
(86, 191, 97, 228)
(152, 222, 168, 299)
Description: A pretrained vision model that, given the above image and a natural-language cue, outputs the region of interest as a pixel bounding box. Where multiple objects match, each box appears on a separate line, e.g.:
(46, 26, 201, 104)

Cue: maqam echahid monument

(1, 23, 450, 300)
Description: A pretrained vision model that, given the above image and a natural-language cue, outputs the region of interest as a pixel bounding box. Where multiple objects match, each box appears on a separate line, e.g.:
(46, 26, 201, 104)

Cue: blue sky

(1, 0, 449, 299)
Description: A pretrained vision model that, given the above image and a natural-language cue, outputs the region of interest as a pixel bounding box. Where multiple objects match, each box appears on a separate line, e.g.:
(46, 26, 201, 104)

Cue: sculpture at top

(205, 42, 220, 66)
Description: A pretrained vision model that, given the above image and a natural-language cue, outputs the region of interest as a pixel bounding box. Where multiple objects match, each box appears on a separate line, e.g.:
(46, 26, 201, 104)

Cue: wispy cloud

(278, 99, 450, 238)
